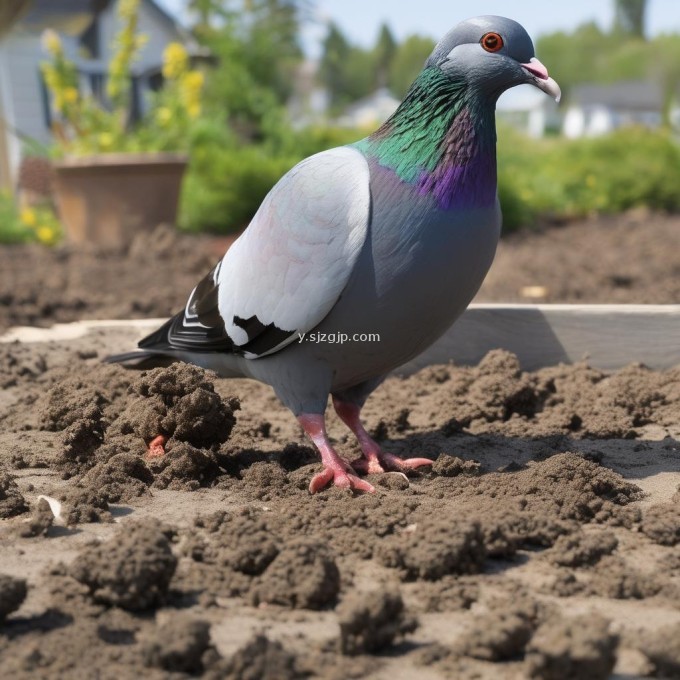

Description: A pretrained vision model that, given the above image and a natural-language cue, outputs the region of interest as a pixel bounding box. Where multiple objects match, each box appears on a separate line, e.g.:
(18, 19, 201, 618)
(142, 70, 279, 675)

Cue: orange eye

(481, 32, 504, 53)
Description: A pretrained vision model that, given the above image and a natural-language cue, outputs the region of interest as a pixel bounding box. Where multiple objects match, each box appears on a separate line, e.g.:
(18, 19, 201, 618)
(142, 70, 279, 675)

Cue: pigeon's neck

(355, 67, 498, 210)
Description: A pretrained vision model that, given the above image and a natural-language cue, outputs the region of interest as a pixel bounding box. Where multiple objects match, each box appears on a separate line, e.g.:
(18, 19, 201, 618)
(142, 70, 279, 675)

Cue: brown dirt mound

(0, 473, 27, 518)
(32, 363, 241, 522)
(0, 574, 27, 622)
(641, 503, 680, 546)
(250, 538, 341, 610)
(377, 519, 486, 581)
(453, 597, 542, 662)
(68, 519, 178, 610)
(525, 614, 618, 680)
(142, 615, 212, 674)
(338, 589, 417, 655)
(206, 634, 301, 680)
(636, 623, 680, 678)
(17, 497, 54, 538)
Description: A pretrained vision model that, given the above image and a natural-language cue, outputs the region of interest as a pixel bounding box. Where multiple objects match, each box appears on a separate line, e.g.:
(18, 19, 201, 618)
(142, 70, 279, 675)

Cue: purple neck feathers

(416, 109, 497, 210)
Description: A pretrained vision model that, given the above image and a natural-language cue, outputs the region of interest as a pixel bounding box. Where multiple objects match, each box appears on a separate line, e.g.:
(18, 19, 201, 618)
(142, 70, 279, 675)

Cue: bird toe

(309, 467, 375, 494)
(146, 434, 167, 458)
(309, 467, 335, 494)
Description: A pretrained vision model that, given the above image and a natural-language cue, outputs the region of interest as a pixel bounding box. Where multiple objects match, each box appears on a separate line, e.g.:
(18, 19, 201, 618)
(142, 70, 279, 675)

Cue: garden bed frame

(1, 304, 678, 373)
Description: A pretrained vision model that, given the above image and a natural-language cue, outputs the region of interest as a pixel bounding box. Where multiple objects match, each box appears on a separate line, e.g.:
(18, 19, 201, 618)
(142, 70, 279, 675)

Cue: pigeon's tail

(104, 315, 179, 368)
(103, 348, 178, 369)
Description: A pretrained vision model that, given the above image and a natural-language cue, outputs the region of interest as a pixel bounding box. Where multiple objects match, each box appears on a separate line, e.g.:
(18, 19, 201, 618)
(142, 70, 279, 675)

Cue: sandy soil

(0, 214, 678, 678)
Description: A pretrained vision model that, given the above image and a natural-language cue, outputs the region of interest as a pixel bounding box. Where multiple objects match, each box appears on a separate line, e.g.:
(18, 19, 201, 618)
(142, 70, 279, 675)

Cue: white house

(563, 81, 664, 138)
(0, 0, 199, 192)
(286, 60, 330, 129)
(336, 87, 400, 129)
(496, 83, 561, 138)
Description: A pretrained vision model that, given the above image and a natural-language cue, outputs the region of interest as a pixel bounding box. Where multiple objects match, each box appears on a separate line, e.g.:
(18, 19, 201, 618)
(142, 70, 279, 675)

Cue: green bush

(497, 126, 680, 232)
(0, 193, 63, 245)
(180, 143, 297, 232)
(0, 192, 29, 244)
(181, 122, 680, 235)
(179, 124, 364, 233)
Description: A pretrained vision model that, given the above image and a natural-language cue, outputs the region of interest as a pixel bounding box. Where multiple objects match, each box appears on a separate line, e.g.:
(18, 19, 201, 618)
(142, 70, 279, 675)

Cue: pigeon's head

(427, 15, 561, 102)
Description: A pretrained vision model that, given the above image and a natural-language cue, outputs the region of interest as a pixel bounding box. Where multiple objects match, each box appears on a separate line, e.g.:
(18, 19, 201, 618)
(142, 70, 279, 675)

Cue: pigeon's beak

(521, 57, 561, 102)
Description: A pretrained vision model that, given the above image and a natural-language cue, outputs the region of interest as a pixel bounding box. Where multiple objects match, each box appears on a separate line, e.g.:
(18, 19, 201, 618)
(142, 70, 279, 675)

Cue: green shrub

(0, 192, 27, 244)
(497, 126, 680, 232)
(180, 124, 365, 233)
(182, 122, 680, 235)
(0, 193, 63, 245)
(180, 144, 298, 232)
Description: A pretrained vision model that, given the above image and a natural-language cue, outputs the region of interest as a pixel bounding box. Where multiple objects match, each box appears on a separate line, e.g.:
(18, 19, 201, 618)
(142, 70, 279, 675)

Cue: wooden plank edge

(1, 305, 679, 372)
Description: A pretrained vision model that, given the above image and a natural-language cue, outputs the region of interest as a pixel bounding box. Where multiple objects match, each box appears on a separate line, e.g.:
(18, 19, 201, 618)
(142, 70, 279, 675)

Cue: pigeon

(107, 16, 560, 494)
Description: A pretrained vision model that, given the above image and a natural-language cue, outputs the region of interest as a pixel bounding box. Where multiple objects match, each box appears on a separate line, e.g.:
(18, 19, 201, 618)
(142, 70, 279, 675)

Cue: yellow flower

(162, 42, 188, 80)
(98, 132, 114, 149)
(155, 107, 172, 125)
(183, 70, 204, 90)
(63, 87, 79, 104)
(37, 226, 57, 245)
(41, 29, 62, 57)
(20, 208, 37, 227)
(585, 174, 597, 188)
(180, 70, 204, 119)
(118, 0, 140, 20)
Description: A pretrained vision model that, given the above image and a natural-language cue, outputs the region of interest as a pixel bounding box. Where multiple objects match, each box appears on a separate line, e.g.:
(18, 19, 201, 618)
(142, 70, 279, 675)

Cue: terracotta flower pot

(52, 152, 188, 247)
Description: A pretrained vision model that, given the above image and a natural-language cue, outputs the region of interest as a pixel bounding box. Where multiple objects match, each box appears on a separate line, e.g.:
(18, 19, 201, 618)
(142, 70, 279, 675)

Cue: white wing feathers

(216, 146, 370, 358)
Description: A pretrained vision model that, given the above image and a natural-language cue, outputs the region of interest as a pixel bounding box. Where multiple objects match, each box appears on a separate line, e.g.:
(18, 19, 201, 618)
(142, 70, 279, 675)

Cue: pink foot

(298, 413, 375, 495)
(351, 451, 433, 475)
(333, 397, 432, 477)
(146, 434, 167, 458)
(309, 466, 375, 494)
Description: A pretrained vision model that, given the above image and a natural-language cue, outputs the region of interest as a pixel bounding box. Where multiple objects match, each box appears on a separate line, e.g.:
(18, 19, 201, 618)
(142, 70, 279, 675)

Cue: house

(336, 88, 400, 129)
(563, 81, 664, 138)
(0, 0, 199, 193)
(286, 60, 330, 129)
(496, 83, 561, 138)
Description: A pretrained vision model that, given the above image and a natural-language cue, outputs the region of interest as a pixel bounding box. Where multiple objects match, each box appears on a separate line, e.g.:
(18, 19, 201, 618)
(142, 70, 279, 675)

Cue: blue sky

(158, 0, 680, 57)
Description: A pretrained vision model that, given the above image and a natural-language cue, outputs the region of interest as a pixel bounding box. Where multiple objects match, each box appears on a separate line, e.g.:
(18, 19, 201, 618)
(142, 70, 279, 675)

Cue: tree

(614, 0, 647, 38)
(373, 23, 396, 88)
(388, 34, 436, 98)
(320, 22, 352, 109)
(188, 0, 307, 140)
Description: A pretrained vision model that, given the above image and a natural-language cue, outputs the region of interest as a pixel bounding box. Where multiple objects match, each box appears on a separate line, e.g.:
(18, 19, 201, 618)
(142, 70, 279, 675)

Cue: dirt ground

(1, 211, 679, 336)
(0, 214, 679, 679)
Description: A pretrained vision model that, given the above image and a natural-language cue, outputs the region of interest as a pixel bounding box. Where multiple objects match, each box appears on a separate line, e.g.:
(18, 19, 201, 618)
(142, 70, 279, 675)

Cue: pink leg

(332, 398, 433, 475)
(298, 414, 375, 494)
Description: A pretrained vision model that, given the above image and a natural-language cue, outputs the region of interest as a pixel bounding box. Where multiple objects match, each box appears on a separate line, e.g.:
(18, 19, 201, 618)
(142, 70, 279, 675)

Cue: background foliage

(5, 0, 680, 243)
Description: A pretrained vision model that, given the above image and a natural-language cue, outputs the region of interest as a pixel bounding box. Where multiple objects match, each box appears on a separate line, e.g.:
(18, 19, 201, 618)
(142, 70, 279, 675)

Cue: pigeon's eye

(481, 32, 504, 53)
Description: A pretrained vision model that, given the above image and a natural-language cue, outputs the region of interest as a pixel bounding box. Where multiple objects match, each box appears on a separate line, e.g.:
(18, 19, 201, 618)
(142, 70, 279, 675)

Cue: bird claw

(309, 466, 376, 495)
(146, 434, 167, 458)
(351, 452, 433, 475)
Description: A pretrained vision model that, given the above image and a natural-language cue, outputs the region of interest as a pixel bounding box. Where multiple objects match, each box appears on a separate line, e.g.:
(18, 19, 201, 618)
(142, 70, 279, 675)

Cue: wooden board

(398, 304, 680, 374)
(2, 304, 679, 373)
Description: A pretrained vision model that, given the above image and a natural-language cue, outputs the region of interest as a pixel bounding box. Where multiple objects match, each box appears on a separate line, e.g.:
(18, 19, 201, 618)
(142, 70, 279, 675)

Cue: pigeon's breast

(312, 162, 502, 389)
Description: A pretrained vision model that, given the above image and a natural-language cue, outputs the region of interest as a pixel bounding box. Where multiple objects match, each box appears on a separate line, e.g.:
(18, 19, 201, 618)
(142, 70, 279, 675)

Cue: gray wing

(140, 146, 371, 359)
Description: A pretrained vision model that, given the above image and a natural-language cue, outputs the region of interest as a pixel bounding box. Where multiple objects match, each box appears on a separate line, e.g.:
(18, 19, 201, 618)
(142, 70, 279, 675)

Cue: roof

(15, 0, 202, 53)
(342, 88, 400, 117)
(570, 81, 664, 111)
(16, 0, 112, 35)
